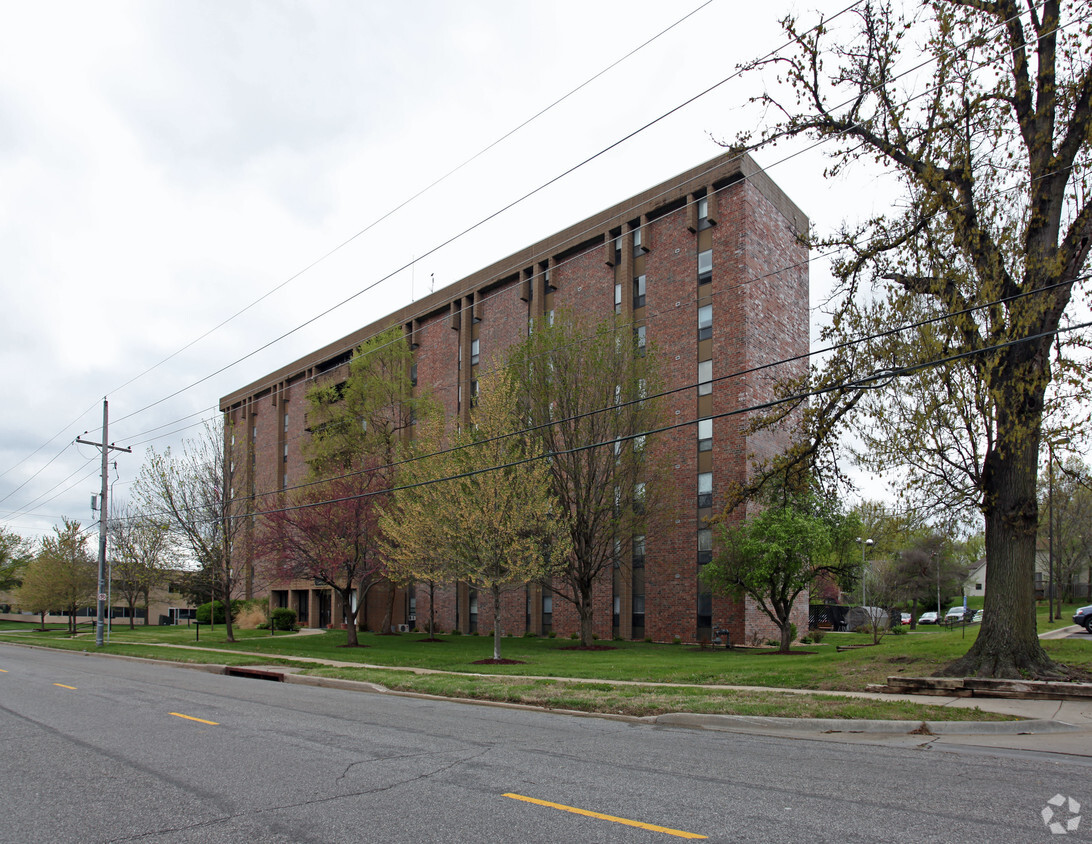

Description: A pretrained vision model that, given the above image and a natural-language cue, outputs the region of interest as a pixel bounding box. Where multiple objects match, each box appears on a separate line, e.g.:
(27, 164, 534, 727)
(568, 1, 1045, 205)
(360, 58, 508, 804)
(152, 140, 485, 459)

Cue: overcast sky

(0, 0, 905, 540)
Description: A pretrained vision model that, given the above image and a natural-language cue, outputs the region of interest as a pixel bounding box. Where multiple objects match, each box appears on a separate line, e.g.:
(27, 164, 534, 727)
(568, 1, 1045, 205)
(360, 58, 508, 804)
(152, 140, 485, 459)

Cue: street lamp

(857, 537, 874, 608)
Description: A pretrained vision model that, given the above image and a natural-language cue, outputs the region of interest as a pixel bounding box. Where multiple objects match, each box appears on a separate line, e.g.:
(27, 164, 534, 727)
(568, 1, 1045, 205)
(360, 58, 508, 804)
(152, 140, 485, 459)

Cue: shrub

(195, 599, 249, 625)
(890, 622, 908, 635)
(235, 606, 266, 630)
(522, 630, 537, 638)
(569, 632, 579, 640)
(271, 608, 297, 631)
(672, 635, 681, 645)
(810, 628, 826, 643)
(800, 635, 812, 645)
(788, 623, 798, 642)
(547, 630, 557, 638)
(644, 637, 653, 643)
(450, 629, 463, 636)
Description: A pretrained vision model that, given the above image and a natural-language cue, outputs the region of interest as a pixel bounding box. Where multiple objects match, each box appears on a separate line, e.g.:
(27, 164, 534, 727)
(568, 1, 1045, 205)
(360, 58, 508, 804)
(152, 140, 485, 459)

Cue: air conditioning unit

(397, 624, 410, 633)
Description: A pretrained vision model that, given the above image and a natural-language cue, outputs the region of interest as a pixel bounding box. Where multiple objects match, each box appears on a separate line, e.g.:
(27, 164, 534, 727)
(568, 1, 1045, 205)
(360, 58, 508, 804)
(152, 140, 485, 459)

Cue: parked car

(945, 606, 970, 622)
(1073, 605, 1092, 633)
(918, 611, 939, 625)
(900, 613, 911, 625)
(972, 609, 983, 623)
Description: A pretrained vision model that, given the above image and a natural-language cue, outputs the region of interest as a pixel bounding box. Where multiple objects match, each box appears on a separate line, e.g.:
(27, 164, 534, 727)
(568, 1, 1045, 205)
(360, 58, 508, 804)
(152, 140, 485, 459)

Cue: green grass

(300, 665, 1016, 721)
(1, 620, 1084, 722)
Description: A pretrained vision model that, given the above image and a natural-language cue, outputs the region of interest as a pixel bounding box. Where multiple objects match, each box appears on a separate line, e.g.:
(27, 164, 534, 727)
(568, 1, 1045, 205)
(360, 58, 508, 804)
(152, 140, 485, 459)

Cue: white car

(918, 611, 939, 624)
(945, 606, 970, 622)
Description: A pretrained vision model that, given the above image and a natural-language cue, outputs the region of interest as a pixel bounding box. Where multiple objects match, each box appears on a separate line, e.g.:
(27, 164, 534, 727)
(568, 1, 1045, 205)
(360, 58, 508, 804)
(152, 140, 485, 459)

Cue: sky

(0, 0, 905, 541)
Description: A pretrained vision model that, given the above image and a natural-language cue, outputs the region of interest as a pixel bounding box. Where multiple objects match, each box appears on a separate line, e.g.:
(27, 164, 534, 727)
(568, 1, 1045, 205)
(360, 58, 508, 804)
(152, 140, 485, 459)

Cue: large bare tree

(134, 419, 245, 641)
(734, 1, 1091, 677)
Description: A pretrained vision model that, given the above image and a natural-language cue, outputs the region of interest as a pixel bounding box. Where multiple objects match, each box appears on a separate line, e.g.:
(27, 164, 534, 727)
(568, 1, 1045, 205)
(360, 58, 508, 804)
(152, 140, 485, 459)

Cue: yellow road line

(170, 712, 219, 726)
(503, 793, 706, 839)
(53, 683, 77, 690)
(0, 668, 8, 672)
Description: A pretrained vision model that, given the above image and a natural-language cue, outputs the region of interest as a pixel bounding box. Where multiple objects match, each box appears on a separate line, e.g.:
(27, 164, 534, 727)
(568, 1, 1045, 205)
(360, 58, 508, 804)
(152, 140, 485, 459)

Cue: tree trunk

(223, 573, 235, 643)
(428, 581, 436, 638)
(578, 582, 594, 647)
(778, 618, 793, 653)
(342, 586, 359, 646)
(492, 586, 503, 661)
(943, 408, 1061, 678)
(380, 581, 397, 634)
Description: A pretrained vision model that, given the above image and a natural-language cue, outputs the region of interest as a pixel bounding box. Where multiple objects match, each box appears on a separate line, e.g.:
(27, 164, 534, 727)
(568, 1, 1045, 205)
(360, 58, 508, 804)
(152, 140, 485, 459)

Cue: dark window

(698, 249, 712, 284)
(633, 275, 646, 309)
(698, 418, 712, 452)
(698, 304, 712, 341)
(633, 535, 646, 568)
(410, 363, 418, 387)
(698, 528, 713, 564)
(698, 472, 713, 509)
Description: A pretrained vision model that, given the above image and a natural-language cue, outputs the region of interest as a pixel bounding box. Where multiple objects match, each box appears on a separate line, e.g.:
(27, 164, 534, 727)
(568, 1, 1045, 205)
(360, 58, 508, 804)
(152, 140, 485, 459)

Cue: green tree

(507, 310, 663, 646)
(17, 519, 97, 633)
(381, 371, 571, 660)
(0, 525, 32, 594)
(257, 327, 430, 645)
(731, 1, 1092, 678)
(704, 490, 859, 653)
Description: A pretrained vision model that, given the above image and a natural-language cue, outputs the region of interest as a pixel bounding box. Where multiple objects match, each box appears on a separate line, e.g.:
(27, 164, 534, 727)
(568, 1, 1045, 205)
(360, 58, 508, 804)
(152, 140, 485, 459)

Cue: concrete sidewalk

(135, 638, 1092, 756)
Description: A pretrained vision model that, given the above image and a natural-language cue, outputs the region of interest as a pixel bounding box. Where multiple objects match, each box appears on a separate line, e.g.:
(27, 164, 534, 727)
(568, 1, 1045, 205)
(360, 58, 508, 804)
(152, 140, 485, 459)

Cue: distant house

(966, 552, 1090, 602)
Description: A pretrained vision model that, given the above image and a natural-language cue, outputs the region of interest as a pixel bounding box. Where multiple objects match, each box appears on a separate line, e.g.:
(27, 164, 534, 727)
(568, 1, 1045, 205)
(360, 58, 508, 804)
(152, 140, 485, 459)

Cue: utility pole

(76, 399, 131, 648)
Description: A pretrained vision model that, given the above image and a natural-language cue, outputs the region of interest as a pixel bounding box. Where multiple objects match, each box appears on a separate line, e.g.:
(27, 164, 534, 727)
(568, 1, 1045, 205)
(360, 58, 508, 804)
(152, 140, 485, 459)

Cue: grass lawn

(1, 618, 1084, 722)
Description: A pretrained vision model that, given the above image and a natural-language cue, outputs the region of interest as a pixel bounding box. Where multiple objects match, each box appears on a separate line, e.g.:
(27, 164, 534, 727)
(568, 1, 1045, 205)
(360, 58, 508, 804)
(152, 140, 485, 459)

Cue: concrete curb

(654, 712, 1079, 735)
(2, 640, 1085, 738)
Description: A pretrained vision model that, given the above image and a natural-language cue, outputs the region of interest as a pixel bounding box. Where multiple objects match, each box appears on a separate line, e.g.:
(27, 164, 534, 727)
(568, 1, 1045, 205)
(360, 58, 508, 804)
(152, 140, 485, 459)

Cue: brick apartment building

(219, 152, 809, 644)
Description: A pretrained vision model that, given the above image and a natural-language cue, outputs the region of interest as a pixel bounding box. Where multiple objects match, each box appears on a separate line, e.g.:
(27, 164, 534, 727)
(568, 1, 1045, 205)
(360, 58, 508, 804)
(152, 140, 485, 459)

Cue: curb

(654, 712, 1079, 735)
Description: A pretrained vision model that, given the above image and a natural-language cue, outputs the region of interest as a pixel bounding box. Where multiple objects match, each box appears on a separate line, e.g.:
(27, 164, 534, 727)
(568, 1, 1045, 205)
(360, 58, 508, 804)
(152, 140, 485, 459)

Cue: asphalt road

(0, 643, 1088, 843)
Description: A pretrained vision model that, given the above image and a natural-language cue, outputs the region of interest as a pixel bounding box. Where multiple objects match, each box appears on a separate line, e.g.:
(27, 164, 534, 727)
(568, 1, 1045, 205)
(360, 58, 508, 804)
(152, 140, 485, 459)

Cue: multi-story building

(219, 152, 809, 644)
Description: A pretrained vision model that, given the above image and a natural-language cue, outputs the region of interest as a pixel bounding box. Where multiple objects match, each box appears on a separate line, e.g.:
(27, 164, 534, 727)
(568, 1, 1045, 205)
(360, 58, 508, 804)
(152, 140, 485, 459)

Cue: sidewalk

(135, 638, 1092, 756)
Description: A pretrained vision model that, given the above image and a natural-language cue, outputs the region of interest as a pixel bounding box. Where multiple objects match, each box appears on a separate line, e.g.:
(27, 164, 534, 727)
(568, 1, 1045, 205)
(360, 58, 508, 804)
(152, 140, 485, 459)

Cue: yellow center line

(170, 712, 219, 726)
(53, 683, 77, 689)
(0, 668, 8, 672)
(503, 793, 707, 839)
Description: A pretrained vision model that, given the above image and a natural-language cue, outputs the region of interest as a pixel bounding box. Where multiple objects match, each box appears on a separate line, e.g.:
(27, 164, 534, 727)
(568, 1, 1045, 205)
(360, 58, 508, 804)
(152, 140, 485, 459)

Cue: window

(614, 235, 623, 266)
(698, 359, 712, 395)
(636, 324, 646, 353)
(633, 535, 646, 567)
(547, 309, 555, 326)
(633, 227, 643, 255)
(634, 482, 646, 515)
(410, 363, 418, 388)
(614, 282, 622, 314)
(698, 304, 712, 341)
(698, 417, 712, 452)
(633, 274, 646, 309)
(470, 338, 480, 366)
(698, 249, 712, 284)
(697, 195, 709, 222)
(633, 434, 646, 454)
(698, 527, 713, 564)
(283, 413, 289, 433)
(697, 591, 712, 628)
(470, 380, 479, 406)
(698, 472, 713, 509)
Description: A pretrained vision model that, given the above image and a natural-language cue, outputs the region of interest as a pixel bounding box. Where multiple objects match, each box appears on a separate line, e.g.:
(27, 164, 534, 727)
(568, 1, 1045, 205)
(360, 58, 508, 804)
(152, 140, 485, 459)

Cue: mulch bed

(416, 638, 446, 643)
(336, 643, 370, 648)
(471, 658, 526, 665)
(555, 645, 617, 651)
(755, 650, 818, 655)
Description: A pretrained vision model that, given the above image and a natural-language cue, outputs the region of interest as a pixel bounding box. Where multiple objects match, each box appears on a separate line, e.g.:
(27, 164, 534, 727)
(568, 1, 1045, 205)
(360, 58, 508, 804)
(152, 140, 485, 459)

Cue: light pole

(857, 537, 874, 607)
